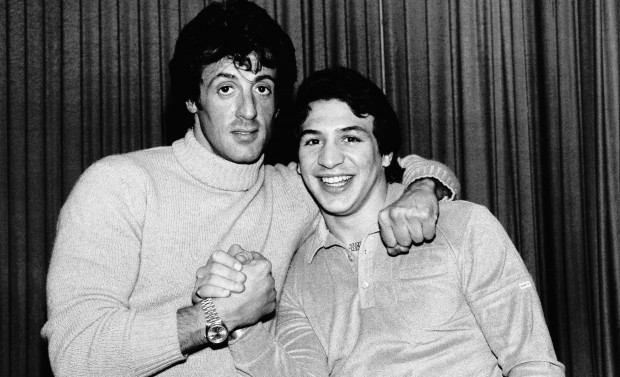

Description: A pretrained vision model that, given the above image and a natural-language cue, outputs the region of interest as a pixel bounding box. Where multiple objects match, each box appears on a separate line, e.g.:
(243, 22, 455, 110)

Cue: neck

(322, 177, 388, 246)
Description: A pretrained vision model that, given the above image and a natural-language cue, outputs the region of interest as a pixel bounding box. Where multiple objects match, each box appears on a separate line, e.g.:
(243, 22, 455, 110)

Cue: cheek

(298, 151, 315, 177)
(257, 99, 276, 117)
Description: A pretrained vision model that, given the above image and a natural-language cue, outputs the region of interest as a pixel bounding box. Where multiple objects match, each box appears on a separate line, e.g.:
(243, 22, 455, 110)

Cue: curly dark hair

(293, 67, 404, 182)
(168, 0, 297, 148)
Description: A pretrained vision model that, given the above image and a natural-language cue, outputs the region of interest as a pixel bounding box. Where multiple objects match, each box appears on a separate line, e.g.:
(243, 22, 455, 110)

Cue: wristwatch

(200, 298, 229, 344)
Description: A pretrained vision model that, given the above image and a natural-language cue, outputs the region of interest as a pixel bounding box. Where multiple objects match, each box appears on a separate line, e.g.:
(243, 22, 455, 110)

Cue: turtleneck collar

(172, 129, 264, 191)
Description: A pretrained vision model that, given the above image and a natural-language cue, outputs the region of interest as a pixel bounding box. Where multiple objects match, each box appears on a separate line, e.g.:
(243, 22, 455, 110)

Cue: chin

(319, 200, 353, 217)
(226, 146, 264, 164)
(233, 154, 263, 164)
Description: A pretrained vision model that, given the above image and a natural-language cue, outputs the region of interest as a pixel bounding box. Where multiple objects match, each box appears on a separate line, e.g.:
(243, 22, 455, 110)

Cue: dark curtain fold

(1, 0, 618, 376)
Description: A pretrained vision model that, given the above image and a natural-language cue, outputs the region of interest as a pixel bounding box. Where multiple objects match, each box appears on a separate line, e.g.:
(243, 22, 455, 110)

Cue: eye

(302, 138, 321, 146)
(343, 136, 361, 143)
(255, 84, 273, 95)
(217, 85, 234, 95)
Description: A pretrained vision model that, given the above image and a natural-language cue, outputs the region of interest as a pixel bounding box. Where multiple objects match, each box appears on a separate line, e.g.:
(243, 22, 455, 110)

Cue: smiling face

(298, 99, 392, 218)
(187, 55, 277, 164)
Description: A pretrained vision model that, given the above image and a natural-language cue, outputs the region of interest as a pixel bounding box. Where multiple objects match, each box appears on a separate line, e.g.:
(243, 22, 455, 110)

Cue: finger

(228, 244, 248, 257)
(404, 220, 424, 245)
(379, 210, 398, 248)
(200, 261, 248, 284)
(387, 245, 410, 256)
(392, 221, 413, 249)
(196, 274, 245, 294)
(196, 250, 224, 279)
(213, 249, 244, 271)
(234, 251, 255, 265)
(286, 161, 298, 171)
(193, 285, 232, 304)
(420, 217, 437, 241)
(250, 251, 266, 260)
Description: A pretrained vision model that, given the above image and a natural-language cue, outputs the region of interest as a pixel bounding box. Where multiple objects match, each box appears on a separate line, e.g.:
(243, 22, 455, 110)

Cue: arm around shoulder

(399, 154, 460, 200)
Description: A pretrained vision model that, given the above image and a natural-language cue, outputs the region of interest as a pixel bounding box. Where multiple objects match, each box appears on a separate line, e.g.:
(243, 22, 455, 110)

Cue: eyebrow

(337, 125, 371, 135)
(207, 72, 276, 87)
(299, 129, 320, 138)
(299, 125, 371, 138)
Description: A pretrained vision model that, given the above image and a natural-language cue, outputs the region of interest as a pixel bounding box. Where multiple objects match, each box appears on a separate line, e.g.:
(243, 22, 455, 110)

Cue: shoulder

(66, 146, 175, 211)
(83, 146, 174, 185)
(265, 162, 301, 185)
(437, 200, 495, 229)
(265, 162, 315, 206)
(435, 200, 503, 247)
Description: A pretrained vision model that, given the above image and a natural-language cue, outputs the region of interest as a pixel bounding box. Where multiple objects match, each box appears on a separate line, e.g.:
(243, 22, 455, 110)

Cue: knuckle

(213, 249, 225, 258)
(258, 259, 272, 272)
(423, 207, 434, 218)
(387, 207, 401, 219)
(235, 271, 246, 283)
(395, 245, 410, 253)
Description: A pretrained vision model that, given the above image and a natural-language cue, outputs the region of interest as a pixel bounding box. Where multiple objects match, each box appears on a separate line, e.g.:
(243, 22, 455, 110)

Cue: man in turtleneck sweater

(41, 1, 459, 376)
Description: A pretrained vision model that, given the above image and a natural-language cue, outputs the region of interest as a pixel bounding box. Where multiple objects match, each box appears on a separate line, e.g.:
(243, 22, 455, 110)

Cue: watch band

(200, 298, 229, 344)
(200, 298, 222, 327)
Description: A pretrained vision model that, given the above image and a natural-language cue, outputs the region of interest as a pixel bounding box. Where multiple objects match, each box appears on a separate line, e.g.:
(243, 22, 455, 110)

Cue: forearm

(177, 304, 209, 355)
(176, 300, 253, 355)
(230, 322, 328, 377)
(44, 301, 184, 376)
(399, 154, 460, 199)
(230, 271, 328, 377)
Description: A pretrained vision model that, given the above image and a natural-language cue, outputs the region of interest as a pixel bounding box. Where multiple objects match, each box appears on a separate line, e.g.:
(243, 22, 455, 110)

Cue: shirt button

(361, 281, 369, 289)
(347, 254, 353, 262)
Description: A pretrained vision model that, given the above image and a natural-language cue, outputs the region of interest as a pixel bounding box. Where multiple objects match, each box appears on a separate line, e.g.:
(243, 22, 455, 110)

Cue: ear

(185, 100, 198, 114)
(382, 153, 393, 168)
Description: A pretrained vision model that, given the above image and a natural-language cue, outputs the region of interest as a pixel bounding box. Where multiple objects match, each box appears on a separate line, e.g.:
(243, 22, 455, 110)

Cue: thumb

(228, 244, 246, 257)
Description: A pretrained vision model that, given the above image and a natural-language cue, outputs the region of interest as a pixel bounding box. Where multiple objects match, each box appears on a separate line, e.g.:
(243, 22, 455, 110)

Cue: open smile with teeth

(321, 175, 353, 186)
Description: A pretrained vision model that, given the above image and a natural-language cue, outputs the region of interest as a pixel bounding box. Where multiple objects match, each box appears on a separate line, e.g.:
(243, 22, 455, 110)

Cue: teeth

(321, 176, 352, 186)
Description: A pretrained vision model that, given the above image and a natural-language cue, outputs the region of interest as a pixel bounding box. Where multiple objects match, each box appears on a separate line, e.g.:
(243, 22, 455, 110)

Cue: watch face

(207, 324, 229, 344)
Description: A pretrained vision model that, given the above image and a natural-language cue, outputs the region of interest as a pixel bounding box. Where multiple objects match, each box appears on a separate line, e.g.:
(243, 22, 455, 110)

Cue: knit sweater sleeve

(458, 204, 565, 376)
(229, 254, 329, 377)
(399, 154, 460, 200)
(41, 157, 186, 376)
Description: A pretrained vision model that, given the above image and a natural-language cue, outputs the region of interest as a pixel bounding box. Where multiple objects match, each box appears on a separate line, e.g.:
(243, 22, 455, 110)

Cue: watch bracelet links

(200, 298, 222, 329)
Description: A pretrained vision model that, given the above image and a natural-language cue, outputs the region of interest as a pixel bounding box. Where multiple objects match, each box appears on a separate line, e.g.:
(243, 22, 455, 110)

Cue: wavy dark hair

(294, 67, 404, 182)
(168, 0, 297, 150)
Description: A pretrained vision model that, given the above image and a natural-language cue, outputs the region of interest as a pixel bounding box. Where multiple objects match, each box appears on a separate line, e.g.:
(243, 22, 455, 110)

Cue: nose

(318, 141, 344, 169)
(236, 89, 258, 120)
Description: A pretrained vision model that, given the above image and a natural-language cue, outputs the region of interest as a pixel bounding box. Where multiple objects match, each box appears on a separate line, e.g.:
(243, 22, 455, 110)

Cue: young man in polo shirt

(203, 67, 564, 376)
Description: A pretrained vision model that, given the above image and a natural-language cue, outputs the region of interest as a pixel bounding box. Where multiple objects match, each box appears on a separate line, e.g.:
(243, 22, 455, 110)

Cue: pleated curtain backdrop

(1, 0, 618, 376)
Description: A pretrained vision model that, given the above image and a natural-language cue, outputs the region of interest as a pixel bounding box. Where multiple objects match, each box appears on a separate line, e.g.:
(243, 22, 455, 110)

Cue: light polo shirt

(231, 183, 565, 377)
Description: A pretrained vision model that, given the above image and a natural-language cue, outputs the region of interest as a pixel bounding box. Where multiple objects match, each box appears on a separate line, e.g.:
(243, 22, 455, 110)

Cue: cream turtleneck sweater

(42, 130, 459, 376)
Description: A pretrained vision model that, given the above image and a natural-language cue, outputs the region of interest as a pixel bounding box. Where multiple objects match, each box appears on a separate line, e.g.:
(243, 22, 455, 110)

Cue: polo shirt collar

(304, 182, 405, 263)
